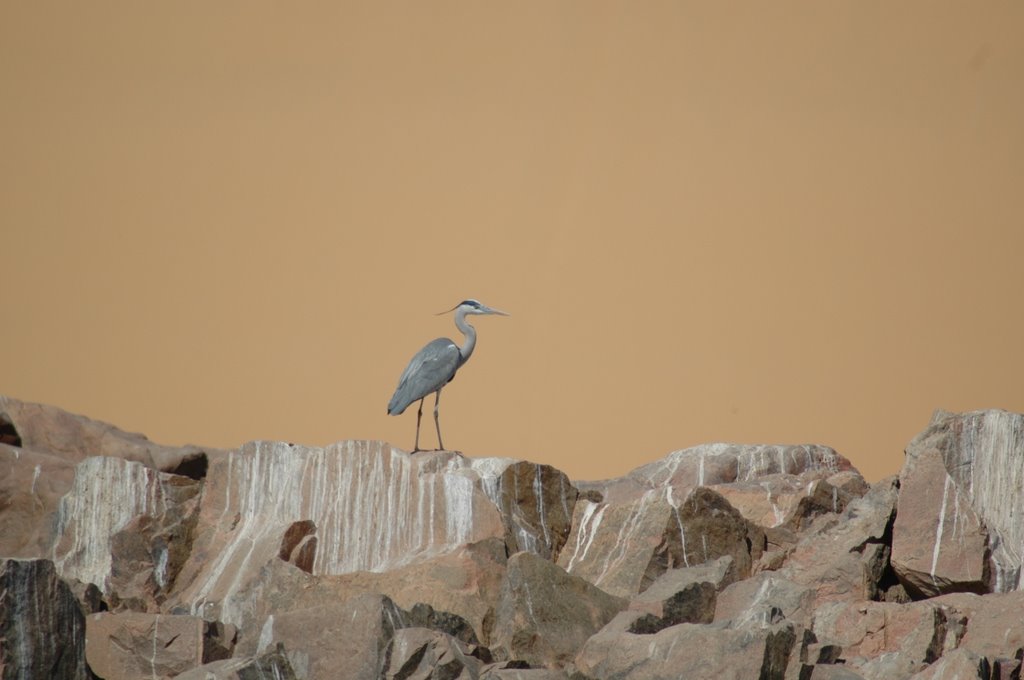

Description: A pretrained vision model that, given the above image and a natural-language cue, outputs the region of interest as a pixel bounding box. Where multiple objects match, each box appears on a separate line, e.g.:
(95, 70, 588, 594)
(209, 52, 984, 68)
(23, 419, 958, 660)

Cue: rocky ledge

(2, 395, 1023, 679)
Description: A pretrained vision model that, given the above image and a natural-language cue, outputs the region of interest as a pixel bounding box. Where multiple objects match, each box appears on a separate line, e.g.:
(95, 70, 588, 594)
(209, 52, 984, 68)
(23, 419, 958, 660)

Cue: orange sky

(3, 2, 1023, 483)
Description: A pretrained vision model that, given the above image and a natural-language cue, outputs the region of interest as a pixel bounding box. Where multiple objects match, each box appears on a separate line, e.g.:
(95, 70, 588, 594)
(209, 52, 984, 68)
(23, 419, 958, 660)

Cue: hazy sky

(4, 3, 1023, 482)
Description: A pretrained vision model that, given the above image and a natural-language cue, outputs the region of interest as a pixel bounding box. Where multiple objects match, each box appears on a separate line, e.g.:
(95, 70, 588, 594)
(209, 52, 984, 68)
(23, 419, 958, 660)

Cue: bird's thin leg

(413, 398, 425, 453)
(433, 389, 444, 451)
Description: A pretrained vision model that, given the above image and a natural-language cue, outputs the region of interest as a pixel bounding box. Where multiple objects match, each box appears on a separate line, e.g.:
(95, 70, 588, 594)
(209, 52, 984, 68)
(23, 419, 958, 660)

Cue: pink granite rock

(6, 399, 1024, 680)
(51, 456, 197, 599)
(899, 409, 1024, 592)
(557, 487, 763, 598)
(84, 611, 235, 680)
(173, 643, 298, 680)
(810, 600, 951, 678)
(0, 395, 214, 474)
(0, 444, 76, 559)
(490, 552, 626, 668)
(591, 443, 854, 505)
(575, 619, 798, 680)
(891, 448, 989, 597)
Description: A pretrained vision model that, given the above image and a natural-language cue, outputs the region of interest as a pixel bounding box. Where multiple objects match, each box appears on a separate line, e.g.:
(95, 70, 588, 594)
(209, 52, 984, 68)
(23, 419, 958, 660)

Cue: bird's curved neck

(454, 308, 477, 363)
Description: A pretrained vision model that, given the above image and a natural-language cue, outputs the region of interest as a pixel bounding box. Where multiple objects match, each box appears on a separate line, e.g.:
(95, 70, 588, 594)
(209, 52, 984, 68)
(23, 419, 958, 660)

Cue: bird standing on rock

(387, 299, 509, 452)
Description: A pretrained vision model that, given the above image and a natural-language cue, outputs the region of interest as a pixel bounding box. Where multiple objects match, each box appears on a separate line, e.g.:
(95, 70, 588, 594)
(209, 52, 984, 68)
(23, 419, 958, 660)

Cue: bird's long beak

(483, 306, 510, 316)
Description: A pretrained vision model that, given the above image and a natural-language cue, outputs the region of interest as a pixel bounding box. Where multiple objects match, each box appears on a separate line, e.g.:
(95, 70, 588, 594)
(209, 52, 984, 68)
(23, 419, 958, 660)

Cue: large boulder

(713, 573, 816, 629)
(84, 611, 236, 680)
(809, 601, 952, 679)
(261, 593, 405, 680)
(587, 443, 854, 505)
(490, 552, 626, 668)
(892, 410, 1024, 595)
(776, 477, 898, 607)
(575, 618, 799, 680)
(51, 456, 199, 600)
(173, 643, 298, 680)
(0, 444, 77, 559)
(929, 591, 1024, 671)
(473, 459, 579, 560)
(891, 448, 988, 598)
(382, 627, 489, 680)
(0, 559, 90, 680)
(186, 536, 508, 655)
(170, 441, 506, 626)
(557, 487, 763, 598)
(0, 395, 212, 474)
(629, 556, 732, 624)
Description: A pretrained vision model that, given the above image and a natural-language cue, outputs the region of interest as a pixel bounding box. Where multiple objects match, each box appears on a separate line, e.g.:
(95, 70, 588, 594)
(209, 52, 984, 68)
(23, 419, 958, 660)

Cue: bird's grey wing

(387, 338, 461, 415)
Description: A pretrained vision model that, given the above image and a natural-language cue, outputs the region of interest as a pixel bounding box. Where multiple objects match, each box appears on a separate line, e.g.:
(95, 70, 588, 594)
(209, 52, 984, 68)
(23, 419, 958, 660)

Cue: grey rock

(0, 559, 90, 680)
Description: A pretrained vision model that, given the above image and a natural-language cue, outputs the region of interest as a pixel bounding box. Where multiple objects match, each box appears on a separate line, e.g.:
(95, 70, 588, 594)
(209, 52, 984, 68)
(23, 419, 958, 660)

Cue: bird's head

(438, 299, 510, 317)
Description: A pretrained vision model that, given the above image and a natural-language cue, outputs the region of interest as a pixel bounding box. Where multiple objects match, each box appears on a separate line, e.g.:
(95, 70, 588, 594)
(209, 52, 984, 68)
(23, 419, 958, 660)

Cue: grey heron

(387, 299, 509, 452)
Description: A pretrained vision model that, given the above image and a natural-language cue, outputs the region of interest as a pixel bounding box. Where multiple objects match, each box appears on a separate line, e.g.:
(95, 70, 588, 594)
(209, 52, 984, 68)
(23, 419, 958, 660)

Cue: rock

(0, 559, 90, 680)
(108, 476, 203, 611)
(778, 478, 898, 606)
(0, 443, 76, 559)
(713, 573, 816, 629)
(575, 619, 798, 680)
(277, 520, 317, 574)
(807, 666, 868, 679)
(930, 591, 1024, 669)
(173, 642, 298, 680)
(171, 440, 507, 626)
(594, 443, 854, 505)
(0, 395, 213, 475)
(404, 603, 482, 646)
(473, 459, 579, 560)
(490, 552, 626, 668)
(256, 592, 494, 680)
(557, 487, 763, 598)
(629, 556, 732, 621)
(481, 670, 568, 680)
(711, 475, 859, 533)
(382, 627, 486, 680)
(51, 456, 199, 599)
(898, 409, 1024, 592)
(212, 537, 507, 656)
(909, 648, 994, 680)
(258, 593, 406, 680)
(321, 538, 508, 647)
(17, 398, 1024, 680)
(0, 411, 21, 446)
(626, 581, 716, 633)
(810, 601, 949, 678)
(84, 611, 236, 680)
(891, 447, 989, 598)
